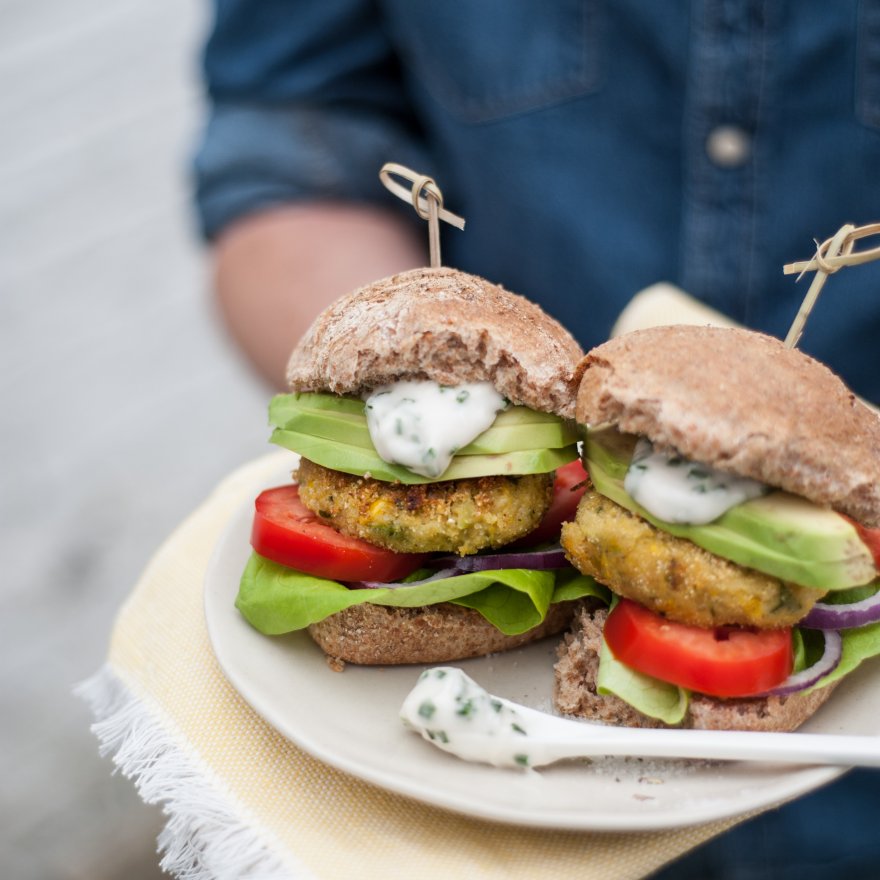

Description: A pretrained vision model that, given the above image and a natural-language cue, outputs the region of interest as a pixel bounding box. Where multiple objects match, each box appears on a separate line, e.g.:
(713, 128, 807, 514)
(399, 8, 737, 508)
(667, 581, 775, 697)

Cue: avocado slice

(271, 393, 366, 418)
(585, 427, 876, 590)
(267, 392, 578, 480)
(271, 393, 570, 424)
(272, 428, 578, 483)
(269, 394, 579, 455)
(268, 393, 578, 455)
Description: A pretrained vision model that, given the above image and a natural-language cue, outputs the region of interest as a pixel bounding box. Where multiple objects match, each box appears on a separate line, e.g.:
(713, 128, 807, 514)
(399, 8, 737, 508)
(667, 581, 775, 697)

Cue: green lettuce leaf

(791, 627, 806, 673)
(236, 554, 600, 636)
(594, 596, 689, 725)
(552, 569, 610, 605)
(596, 638, 689, 725)
(811, 621, 880, 690)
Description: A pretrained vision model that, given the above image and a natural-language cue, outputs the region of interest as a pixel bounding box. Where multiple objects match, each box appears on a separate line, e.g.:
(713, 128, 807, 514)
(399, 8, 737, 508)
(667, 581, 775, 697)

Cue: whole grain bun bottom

(308, 600, 578, 667)
(554, 605, 838, 732)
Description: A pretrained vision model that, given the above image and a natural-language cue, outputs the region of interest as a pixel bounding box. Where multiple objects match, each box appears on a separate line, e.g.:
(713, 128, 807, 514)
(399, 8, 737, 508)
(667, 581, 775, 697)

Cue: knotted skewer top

(784, 222, 880, 348)
(379, 163, 465, 268)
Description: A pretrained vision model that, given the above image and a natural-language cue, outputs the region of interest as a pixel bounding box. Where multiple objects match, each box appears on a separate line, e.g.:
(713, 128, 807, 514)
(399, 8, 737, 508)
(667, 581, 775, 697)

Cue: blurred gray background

(1, 1, 272, 876)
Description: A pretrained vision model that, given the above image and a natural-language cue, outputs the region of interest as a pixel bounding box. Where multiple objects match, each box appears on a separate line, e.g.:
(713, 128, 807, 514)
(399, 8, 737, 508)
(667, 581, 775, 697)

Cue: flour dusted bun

(576, 325, 880, 525)
(287, 267, 584, 419)
(554, 605, 838, 732)
(309, 600, 578, 667)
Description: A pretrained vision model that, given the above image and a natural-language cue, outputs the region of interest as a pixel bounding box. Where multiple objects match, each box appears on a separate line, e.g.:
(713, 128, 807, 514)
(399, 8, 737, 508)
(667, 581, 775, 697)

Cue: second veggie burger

(557, 325, 880, 730)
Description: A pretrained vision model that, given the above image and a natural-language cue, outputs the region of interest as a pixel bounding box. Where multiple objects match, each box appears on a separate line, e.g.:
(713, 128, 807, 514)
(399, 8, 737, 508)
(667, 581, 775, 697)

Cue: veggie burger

(236, 266, 597, 666)
(555, 325, 880, 731)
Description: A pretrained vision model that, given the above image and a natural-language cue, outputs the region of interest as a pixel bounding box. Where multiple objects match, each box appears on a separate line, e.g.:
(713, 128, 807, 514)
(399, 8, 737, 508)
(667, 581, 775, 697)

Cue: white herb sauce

(400, 667, 649, 770)
(400, 667, 539, 768)
(623, 438, 768, 525)
(364, 380, 507, 478)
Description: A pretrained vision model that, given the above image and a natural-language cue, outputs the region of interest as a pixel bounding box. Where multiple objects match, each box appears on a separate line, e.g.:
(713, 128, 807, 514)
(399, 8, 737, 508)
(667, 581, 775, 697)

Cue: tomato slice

(511, 458, 589, 547)
(251, 485, 428, 582)
(603, 599, 793, 698)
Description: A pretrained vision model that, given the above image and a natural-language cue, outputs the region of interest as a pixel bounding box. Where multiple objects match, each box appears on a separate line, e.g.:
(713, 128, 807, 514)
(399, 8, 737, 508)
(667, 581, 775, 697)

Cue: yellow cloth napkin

(81, 449, 766, 880)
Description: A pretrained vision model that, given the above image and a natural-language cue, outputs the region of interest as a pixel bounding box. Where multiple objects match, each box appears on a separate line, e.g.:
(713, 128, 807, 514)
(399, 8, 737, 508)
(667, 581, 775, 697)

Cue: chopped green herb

(456, 390, 470, 403)
(490, 699, 503, 713)
(511, 723, 527, 736)
(771, 584, 802, 613)
(418, 701, 436, 720)
(514, 754, 530, 767)
(456, 699, 475, 718)
(688, 467, 710, 480)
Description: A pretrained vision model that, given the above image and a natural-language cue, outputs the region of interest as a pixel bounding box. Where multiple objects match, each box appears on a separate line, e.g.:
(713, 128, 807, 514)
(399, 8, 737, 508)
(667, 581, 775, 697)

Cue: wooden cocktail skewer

(379, 163, 466, 268)
(783, 222, 880, 348)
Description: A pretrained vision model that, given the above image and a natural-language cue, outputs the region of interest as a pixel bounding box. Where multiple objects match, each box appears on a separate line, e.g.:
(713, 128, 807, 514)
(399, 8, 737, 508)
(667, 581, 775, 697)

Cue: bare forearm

(212, 203, 425, 388)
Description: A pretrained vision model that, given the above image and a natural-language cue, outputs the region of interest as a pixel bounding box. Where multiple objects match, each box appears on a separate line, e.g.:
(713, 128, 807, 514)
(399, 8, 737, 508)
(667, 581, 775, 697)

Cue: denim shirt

(195, 0, 880, 403)
(195, 4, 880, 876)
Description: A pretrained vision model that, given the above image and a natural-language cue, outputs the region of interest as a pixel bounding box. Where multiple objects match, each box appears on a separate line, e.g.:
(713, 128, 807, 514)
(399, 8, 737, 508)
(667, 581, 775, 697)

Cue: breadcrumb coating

(560, 490, 824, 628)
(296, 458, 553, 555)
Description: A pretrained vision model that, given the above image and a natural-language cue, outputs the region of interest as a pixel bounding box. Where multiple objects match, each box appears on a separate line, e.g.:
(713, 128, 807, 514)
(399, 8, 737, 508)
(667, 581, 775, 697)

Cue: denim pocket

(857, 0, 880, 129)
(387, 0, 601, 123)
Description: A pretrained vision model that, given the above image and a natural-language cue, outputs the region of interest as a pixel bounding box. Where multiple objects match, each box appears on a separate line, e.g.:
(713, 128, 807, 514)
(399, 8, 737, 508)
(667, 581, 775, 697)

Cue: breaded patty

(296, 458, 553, 555)
(560, 490, 824, 628)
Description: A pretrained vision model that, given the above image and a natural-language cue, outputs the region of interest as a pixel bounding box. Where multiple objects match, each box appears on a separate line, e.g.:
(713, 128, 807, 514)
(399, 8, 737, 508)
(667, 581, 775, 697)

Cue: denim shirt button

(705, 125, 751, 168)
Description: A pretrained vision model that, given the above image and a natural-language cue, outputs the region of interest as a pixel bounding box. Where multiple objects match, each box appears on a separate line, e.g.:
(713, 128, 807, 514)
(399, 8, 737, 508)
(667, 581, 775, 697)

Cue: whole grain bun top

(286, 267, 584, 418)
(576, 325, 880, 526)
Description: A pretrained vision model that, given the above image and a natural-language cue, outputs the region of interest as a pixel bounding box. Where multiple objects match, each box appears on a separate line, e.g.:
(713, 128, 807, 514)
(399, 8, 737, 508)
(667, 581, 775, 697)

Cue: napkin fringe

(77, 665, 307, 880)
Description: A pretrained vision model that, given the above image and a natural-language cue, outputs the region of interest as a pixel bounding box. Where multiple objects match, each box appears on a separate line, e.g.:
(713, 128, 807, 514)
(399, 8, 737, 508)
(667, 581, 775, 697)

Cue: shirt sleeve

(193, 0, 428, 239)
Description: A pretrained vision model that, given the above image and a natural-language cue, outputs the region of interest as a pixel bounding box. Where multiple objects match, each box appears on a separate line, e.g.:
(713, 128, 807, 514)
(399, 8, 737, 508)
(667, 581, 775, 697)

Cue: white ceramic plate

(204, 463, 879, 831)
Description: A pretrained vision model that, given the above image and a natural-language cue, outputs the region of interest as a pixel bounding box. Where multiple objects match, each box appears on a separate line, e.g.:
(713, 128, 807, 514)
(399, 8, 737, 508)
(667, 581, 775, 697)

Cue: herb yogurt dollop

(623, 438, 769, 525)
(364, 380, 508, 478)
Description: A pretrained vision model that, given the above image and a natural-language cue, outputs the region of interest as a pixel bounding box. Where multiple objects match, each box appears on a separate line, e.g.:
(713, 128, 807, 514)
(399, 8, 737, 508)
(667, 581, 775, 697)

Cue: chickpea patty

(560, 490, 824, 628)
(296, 458, 553, 555)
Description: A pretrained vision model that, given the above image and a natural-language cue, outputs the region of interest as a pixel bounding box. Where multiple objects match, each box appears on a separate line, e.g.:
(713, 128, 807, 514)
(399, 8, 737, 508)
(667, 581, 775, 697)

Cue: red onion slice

(348, 545, 572, 588)
(433, 545, 570, 572)
(349, 545, 572, 589)
(800, 589, 880, 630)
(347, 568, 458, 590)
(759, 629, 843, 697)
